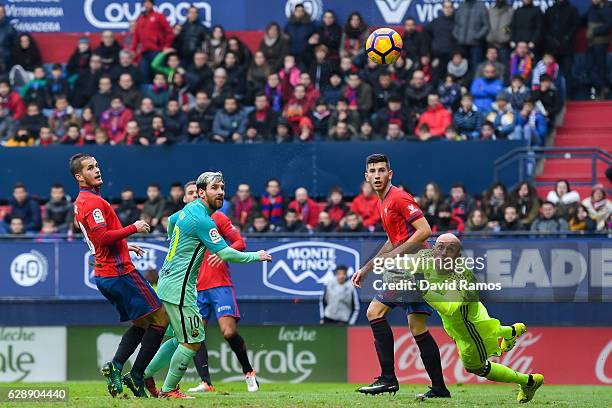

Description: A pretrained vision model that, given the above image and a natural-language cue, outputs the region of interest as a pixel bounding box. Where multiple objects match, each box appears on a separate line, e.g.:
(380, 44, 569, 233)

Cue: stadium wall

(0, 141, 524, 199)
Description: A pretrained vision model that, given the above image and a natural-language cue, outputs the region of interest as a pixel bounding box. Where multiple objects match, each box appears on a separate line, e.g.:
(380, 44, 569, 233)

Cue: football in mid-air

(365, 27, 403, 65)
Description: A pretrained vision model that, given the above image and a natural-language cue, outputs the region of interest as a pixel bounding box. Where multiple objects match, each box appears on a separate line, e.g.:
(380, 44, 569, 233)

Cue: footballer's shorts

(95, 271, 161, 322)
(454, 303, 502, 370)
(197, 285, 241, 322)
(163, 301, 206, 344)
(374, 291, 434, 315)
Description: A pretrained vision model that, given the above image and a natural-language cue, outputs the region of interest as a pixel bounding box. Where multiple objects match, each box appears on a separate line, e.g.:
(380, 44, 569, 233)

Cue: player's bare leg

(189, 319, 215, 393)
(217, 316, 259, 392)
(358, 300, 399, 395)
(409, 313, 450, 399)
(122, 307, 169, 397)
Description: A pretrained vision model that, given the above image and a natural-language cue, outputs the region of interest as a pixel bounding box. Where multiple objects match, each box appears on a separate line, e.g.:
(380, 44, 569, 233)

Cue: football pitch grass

(1, 381, 609, 407)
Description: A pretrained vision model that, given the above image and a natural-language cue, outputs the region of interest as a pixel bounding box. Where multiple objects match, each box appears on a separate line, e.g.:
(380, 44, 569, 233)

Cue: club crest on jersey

(92, 208, 105, 224)
(209, 228, 222, 243)
(192, 328, 199, 337)
(408, 204, 418, 215)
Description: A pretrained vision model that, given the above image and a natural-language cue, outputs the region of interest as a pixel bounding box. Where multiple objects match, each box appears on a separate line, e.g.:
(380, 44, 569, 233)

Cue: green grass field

(1, 381, 609, 408)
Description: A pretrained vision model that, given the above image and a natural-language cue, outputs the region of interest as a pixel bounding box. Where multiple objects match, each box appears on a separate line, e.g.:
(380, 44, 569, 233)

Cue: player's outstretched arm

(351, 239, 394, 287)
(215, 247, 272, 264)
(383, 217, 431, 260)
(90, 220, 150, 247)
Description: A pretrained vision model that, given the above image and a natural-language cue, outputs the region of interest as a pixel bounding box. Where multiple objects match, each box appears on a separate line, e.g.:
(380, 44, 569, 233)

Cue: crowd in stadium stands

(1, 178, 610, 237)
(0, 0, 610, 147)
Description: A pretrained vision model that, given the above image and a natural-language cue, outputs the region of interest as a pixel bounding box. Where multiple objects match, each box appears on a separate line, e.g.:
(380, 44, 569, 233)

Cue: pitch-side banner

(4, 0, 592, 33)
(348, 327, 612, 385)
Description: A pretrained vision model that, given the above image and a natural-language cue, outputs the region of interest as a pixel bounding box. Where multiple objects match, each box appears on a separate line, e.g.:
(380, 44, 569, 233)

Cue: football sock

(497, 325, 514, 339)
(162, 344, 196, 392)
(193, 341, 212, 384)
(144, 337, 178, 379)
(414, 330, 446, 389)
(369, 317, 396, 379)
(227, 333, 253, 374)
(113, 325, 146, 370)
(486, 362, 530, 386)
(131, 324, 166, 379)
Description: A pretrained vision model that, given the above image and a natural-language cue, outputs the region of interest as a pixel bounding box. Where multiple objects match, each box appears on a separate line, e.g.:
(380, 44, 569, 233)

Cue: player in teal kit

(141, 172, 271, 399)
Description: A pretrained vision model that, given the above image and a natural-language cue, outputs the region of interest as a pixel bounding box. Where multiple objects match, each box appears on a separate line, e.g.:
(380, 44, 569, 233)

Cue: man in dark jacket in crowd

(186, 51, 213, 93)
(405, 70, 433, 118)
(95, 31, 122, 72)
(543, 0, 579, 82)
(586, 0, 612, 98)
(44, 184, 73, 232)
(142, 183, 165, 228)
(402, 17, 429, 65)
(116, 188, 141, 227)
(532, 74, 562, 123)
(277, 208, 308, 233)
(72, 54, 103, 108)
(453, 0, 490, 70)
(188, 90, 216, 136)
(110, 50, 141, 86)
(284, 3, 316, 63)
(135, 97, 156, 140)
(510, 0, 543, 50)
(114, 73, 142, 111)
(500, 205, 525, 231)
(4, 183, 41, 233)
(425, 1, 457, 75)
(176, 5, 209, 61)
(0, 5, 15, 71)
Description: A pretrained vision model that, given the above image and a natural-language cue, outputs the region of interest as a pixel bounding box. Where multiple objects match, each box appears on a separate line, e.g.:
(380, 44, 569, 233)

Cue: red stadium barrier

(348, 326, 612, 385)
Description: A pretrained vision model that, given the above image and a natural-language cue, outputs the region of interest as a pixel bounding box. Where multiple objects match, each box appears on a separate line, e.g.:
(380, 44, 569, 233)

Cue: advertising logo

(10, 250, 48, 287)
(262, 242, 360, 296)
(83, 0, 212, 29)
(375, 0, 413, 24)
(84, 241, 168, 290)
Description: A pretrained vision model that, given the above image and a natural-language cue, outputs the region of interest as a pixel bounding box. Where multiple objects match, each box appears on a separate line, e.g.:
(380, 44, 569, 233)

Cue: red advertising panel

(348, 327, 612, 385)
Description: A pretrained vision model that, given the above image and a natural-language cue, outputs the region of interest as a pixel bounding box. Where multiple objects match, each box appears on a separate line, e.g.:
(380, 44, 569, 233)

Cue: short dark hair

(184, 180, 196, 190)
(286, 208, 298, 216)
(365, 153, 390, 170)
(451, 183, 466, 193)
(122, 187, 133, 193)
(13, 182, 26, 191)
(51, 183, 64, 190)
(170, 181, 183, 189)
(69, 153, 93, 177)
(542, 201, 555, 207)
(148, 183, 160, 190)
(335, 265, 348, 274)
(267, 178, 280, 187)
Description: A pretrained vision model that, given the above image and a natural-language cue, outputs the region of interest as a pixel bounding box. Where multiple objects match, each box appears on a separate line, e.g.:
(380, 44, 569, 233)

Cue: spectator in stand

(259, 22, 289, 72)
(546, 179, 580, 219)
(110, 50, 140, 86)
(531, 52, 559, 91)
(37, 219, 60, 240)
(246, 92, 278, 142)
(322, 71, 343, 106)
(246, 51, 271, 101)
(510, 181, 540, 228)
(373, 95, 409, 137)
(222, 51, 246, 98)
(289, 187, 320, 229)
(21, 66, 48, 108)
(48, 95, 76, 138)
(372, 70, 400, 112)
(340, 12, 369, 62)
(353, 120, 378, 141)
(510, 0, 543, 51)
(315, 211, 337, 233)
(212, 96, 247, 143)
(319, 265, 359, 325)
(188, 90, 215, 136)
(12, 33, 42, 77)
(402, 17, 429, 65)
(416, 93, 452, 138)
(532, 74, 562, 124)
(308, 44, 334, 93)
(95, 30, 121, 72)
(476, 47, 507, 84)
(530, 201, 568, 232)
(384, 122, 406, 141)
(114, 73, 142, 111)
(329, 120, 354, 141)
(21, 103, 46, 140)
(342, 211, 367, 233)
(145, 73, 170, 110)
(342, 73, 372, 118)
(432, 202, 465, 233)
(486, 91, 516, 138)
(479, 121, 496, 140)
(446, 183, 476, 221)
(44, 184, 73, 232)
(284, 84, 313, 135)
(185, 51, 213, 94)
(4, 183, 41, 233)
(350, 181, 379, 230)
(569, 204, 597, 232)
(284, 3, 316, 62)
(316, 10, 342, 62)
(582, 185, 612, 230)
(420, 182, 443, 226)
(453, 0, 490, 69)
(275, 119, 293, 143)
(260, 178, 287, 227)
(208, 67, 233, 109)
(0, 79, 25, 140)
(405, 69, 432, 119)
(0, 5, 15, 72)
(131, 0, 173, 82)
(230, 183, 259, 230)
(4, 126, 35, 147)
(8, 217, 25, 235)
(116, 188, 141, 226)
(309, 98, 332, 139)
(513, 99, 547, 145)
(426, 1, 457, 77)
(482, 182, 508, 226)
(328, 97, 360, 137)
(183, 120, 205, 143)
(76, 107, 96, 144)
(163, 99, 186, 137)
(100, 97, 133, 144)
(72, 53, 102, 108)
(471, 63, 503, 113)
(89, 75, 113, 120)
(544, 0, 579, 86)
(142, 183, 165, 228)
(300, 73, 320, 110)
(453, 94, 483, 139)
(67, 37, 92, 76)
(277, 208, 308, 233)
(339, 56, 357, 81)
(175, 5, 209, 62)
(163, 182, 185, 216)
(500, 204, 525, 231)
(487, 1, 514, 67)
(59, 124, 85, 145)
(204, 25, 227, 68)
(447, 51, 469, 84)
(324, 187, 348, 225)
(135, 97, 155, 138)
(506, 74, 531, 110)
(247, 213, 274, 233)
(466, 209, 492, 232)
(438, 74, 462, 112)
(509, 41, 533, 82)
(38, 126, 57, 146)
(45, 64, 70, 108)
(123, 120, 141, 145)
